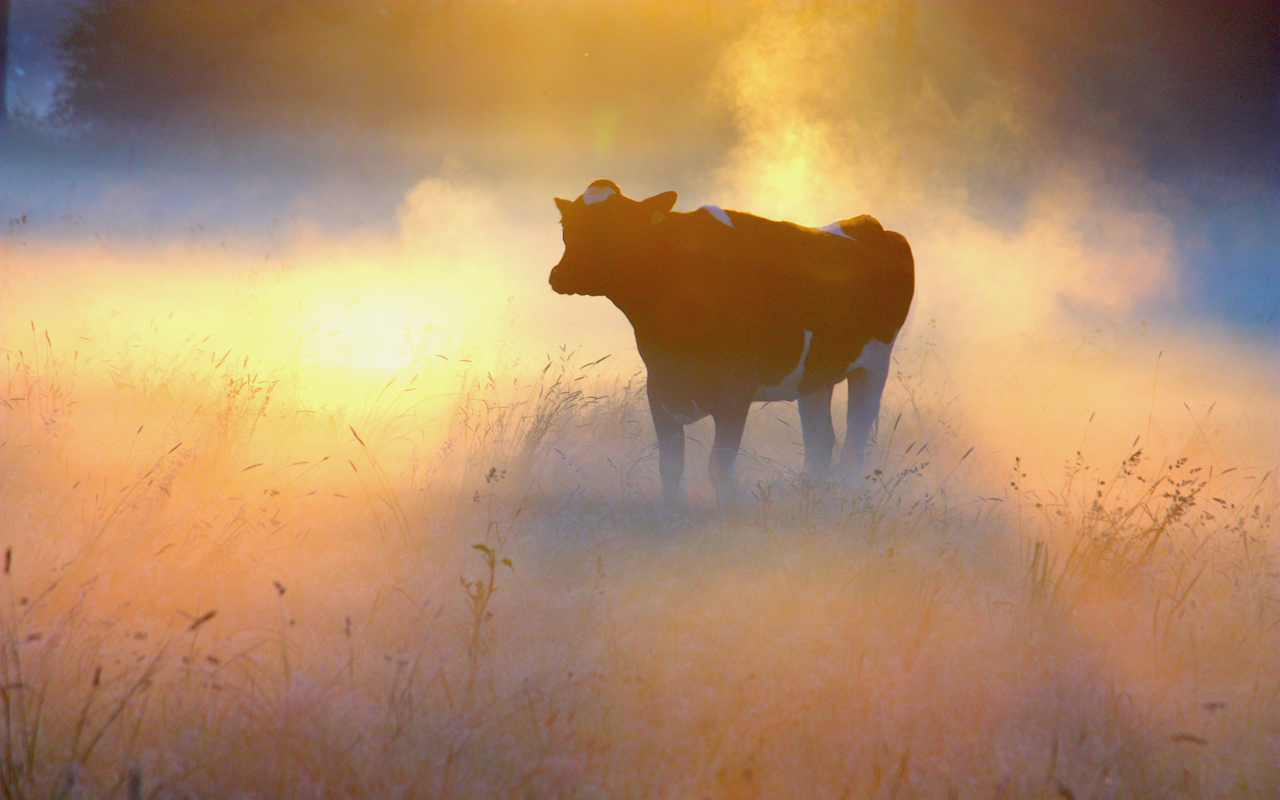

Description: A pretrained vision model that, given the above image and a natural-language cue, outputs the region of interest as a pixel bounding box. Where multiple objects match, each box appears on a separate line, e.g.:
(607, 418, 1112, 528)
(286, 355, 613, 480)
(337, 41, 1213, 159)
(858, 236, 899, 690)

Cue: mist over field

(2, 1, 1278, 797)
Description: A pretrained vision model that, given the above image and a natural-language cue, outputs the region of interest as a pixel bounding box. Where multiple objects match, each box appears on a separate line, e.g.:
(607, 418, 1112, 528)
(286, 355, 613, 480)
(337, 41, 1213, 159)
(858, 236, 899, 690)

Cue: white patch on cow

(700, 205, 733, 227)
(755, 330, 813, 402)
(845, 336, 892, 375)
(820, 220, 852, 239)
(582, 186, 616, 205)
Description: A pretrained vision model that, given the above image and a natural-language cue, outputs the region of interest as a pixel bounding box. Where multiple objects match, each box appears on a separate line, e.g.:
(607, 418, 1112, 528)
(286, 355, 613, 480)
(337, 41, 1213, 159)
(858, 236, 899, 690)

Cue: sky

(3, 0, 1274, 331)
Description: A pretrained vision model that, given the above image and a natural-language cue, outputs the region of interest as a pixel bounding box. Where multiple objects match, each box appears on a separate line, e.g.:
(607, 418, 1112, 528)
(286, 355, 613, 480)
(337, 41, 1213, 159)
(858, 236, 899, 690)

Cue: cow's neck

(603, 243, 678, 329)
(607, 285, 662, 328)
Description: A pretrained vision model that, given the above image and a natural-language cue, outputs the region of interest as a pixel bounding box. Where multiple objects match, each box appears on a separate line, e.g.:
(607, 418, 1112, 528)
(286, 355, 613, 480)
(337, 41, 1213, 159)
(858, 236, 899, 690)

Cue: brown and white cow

(551, 179, 914, 507)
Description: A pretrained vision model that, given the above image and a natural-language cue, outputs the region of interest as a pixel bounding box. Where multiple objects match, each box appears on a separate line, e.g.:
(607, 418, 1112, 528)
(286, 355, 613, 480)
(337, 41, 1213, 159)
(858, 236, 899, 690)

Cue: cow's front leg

(646, 383, 686, 507)
(709, 401, 750, 509)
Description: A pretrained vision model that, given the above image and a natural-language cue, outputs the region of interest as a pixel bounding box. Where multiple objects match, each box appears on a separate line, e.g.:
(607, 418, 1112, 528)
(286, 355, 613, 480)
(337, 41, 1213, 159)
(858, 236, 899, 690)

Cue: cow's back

(640, 208, 913, 393)
(702, 210, 909, 345)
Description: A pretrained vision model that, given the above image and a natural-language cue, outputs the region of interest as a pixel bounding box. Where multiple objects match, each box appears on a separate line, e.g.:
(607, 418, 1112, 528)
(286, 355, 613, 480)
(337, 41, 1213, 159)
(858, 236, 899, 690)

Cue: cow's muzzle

(549, 264, 578, 295)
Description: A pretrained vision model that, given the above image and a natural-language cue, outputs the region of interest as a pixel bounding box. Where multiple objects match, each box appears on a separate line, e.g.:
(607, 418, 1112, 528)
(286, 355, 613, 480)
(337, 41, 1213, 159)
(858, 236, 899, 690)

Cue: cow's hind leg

(839, 338, 894, 484)
(709, 402, 750, 509)
(646, 383, 686, 507)
(798, 384, 836, 480)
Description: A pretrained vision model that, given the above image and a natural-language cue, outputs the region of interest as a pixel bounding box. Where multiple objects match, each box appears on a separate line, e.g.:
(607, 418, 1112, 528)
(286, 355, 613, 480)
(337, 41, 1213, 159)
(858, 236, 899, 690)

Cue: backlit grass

(1, 304, 1275, 800)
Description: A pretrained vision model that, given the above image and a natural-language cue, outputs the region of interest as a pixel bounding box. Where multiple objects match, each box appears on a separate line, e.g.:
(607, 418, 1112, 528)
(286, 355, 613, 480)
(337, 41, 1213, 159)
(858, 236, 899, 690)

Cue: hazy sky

(3, 0, 1277, 334)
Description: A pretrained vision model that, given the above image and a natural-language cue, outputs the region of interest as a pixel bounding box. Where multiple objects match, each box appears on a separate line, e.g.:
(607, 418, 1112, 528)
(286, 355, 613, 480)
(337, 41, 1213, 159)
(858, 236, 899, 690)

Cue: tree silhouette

(50, 0, 740, 138)
(1, 0, 10, 132)
(55, 0, 267, 124)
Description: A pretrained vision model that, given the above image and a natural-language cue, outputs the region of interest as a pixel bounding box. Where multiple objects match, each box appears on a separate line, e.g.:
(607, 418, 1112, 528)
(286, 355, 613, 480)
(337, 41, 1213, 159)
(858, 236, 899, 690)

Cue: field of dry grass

(1, 274, 1276, 799)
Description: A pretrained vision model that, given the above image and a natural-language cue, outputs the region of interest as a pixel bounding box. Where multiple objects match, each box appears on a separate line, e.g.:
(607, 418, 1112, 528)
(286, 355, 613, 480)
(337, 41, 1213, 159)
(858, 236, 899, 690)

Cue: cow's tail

(839, 214, 915, 340)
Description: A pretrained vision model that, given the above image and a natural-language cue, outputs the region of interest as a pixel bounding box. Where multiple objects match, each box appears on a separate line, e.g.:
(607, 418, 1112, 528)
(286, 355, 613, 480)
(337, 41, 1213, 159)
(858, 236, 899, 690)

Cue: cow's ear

(641, 191, 678, 225)
(555, 197, 574, 218)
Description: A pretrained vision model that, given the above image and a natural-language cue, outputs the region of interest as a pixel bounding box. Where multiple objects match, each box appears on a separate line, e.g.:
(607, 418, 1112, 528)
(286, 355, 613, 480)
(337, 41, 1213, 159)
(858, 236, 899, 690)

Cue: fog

(1, 1, 1277, 797)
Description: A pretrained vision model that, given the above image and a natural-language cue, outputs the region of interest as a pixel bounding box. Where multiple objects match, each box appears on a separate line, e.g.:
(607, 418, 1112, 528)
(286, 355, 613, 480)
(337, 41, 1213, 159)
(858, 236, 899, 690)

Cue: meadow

(1, 213, 1276, 798)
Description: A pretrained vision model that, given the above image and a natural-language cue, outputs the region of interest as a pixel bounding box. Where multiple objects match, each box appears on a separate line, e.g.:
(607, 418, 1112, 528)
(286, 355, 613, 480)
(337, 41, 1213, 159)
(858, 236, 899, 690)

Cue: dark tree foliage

(49, 0, 1276, 180)
(51, 0, 746, 135)
(56, 0, 267, 123)
(1, 0, 10, 130)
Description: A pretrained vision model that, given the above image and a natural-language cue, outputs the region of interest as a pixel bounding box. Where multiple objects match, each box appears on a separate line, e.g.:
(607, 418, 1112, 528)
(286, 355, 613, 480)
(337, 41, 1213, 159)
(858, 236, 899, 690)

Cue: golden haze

(1, 1, 1277, 797)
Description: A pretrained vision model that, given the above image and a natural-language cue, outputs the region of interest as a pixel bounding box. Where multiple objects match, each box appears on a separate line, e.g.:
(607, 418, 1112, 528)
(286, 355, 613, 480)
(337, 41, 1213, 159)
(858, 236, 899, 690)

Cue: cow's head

(550, 179, 679, 297)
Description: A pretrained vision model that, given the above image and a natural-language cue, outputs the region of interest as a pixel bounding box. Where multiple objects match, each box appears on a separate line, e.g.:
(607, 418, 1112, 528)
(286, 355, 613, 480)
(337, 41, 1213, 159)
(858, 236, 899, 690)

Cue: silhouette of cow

(550, 179, 914, 506)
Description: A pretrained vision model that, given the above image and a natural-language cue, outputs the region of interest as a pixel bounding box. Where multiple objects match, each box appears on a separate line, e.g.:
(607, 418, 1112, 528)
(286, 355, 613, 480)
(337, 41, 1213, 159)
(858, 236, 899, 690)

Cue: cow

(550, 179, 914, 507)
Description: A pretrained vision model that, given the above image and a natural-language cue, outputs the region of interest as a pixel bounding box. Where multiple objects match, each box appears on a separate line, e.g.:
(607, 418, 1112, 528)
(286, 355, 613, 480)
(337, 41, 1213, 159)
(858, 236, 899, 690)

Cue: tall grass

(0, 322, 1276, 799)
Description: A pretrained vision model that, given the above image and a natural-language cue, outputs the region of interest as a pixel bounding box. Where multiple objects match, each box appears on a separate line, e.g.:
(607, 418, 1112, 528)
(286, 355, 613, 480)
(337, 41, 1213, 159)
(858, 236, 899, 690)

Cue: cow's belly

(661, 402, 710, 426)
(754, 330, 813, 402)
(844, 336, 892, 376)
(753, 334, 893, 402)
